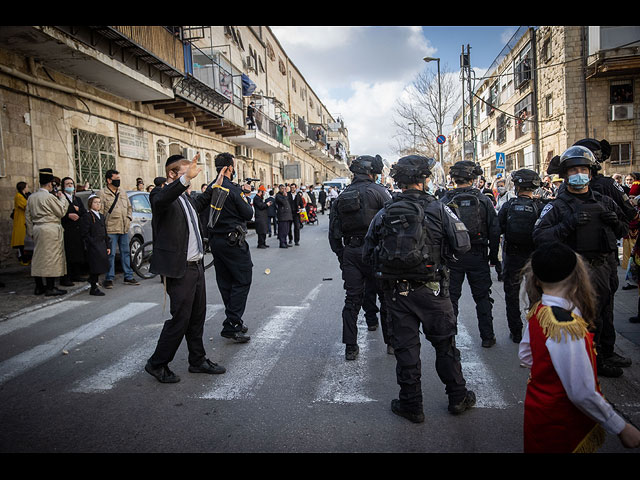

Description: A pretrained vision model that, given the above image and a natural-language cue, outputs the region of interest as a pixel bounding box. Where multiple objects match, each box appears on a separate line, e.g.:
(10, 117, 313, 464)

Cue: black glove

(600, 210, 618, 226)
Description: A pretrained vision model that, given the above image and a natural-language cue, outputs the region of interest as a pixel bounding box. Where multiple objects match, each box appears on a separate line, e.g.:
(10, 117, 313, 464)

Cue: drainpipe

(530, 28, 541, 174)
(582, 26, 589, 138)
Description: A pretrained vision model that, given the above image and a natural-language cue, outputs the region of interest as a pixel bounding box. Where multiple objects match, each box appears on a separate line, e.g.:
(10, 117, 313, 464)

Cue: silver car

(75, 189, 153, 262)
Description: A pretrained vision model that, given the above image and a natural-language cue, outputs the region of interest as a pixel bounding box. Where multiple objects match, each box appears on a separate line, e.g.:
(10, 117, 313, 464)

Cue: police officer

(533, 145, 629, 377)
(208, 152, 253, 343)
(363, 155, 475, 423)
(498, 169, 545, 343)
(440, 161, 501, 347)
(329, 155, 392, 360)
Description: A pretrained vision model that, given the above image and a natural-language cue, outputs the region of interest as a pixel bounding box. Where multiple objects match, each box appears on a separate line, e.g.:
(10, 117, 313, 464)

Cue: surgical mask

(497, 187, 506, 195)
(567, 173, 590, 187)
(64, 187, 75, 194)
(111, 179, 121, 187)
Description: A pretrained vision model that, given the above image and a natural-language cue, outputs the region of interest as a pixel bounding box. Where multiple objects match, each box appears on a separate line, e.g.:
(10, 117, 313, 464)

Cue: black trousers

(268, 216, 277, 235)
(288, 215, 301, 244)
(601, 252, 619, 357)
(341, 245, 390, 346)
(385, 283, 468, 411)
(449, 249, 495, 341)
(257, 233, 267, 246)
(586, 259, 613, 358)
(211, 235, 253, 334)
(502, 251, 530, 337)
(148, 262, 207, 368)
(278, 220, 291, 246)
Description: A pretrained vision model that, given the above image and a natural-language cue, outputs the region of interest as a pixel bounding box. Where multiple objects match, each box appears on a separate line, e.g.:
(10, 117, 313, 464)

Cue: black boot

(629, 296, 640, 323)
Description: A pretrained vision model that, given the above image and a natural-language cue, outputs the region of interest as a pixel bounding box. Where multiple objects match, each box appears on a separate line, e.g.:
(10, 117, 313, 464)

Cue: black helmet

(449, 160, 483, 180)
(573, 138, 611, 163)
(349, 154, 384, 175)
(558, 145, 597, 174)
(389, 155, 435, 185)
(511, 168, 541, 189)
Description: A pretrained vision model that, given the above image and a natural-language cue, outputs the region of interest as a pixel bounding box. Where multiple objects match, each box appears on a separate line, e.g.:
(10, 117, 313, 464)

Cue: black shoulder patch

(550, 306, 574, 323)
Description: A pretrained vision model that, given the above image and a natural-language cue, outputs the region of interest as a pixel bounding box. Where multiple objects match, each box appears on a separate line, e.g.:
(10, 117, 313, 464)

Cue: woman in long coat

(11, 181, 30, 265)
(60, 177, 87, 284)
(80, 196, 112, 296)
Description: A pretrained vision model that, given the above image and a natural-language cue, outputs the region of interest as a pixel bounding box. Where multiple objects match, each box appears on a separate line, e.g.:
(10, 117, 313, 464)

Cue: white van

(323, 177, 350, 192)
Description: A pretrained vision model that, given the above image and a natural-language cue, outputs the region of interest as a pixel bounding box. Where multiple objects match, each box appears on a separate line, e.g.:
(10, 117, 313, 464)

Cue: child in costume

(519, 242, 640, 453)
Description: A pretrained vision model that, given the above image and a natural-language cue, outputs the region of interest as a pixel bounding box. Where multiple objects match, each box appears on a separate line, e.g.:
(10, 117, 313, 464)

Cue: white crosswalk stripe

(313, 316, 377, 404)
(199, 284, 323, 400)
(0, 302, 156, 386)
(0, 301, 91, 337)
(71, 304, 224, 393)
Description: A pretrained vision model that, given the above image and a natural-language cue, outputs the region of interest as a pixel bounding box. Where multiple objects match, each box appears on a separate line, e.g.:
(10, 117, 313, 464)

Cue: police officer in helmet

(533, 145, 629, 377)
(440, 161, 501, 347)
(498, 168, 545, 343)
(363, 155, 475, 423)
(329, 154, 392, 360)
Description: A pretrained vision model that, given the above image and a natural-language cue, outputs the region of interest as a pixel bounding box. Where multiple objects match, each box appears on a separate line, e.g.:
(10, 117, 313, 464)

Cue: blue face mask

(567, 173, 590, 187)
(64, 187, 75, 194)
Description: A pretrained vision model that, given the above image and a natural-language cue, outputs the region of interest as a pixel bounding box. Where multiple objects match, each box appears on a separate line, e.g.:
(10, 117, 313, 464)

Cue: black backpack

(446, 191, 486, 245)
(335, 185, 369, 237)
(504, 197, 540, 248)
(374, 197, 439, 280)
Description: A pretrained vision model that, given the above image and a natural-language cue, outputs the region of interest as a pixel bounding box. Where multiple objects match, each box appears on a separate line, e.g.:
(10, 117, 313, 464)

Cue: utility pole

(460, 44, 476, 163)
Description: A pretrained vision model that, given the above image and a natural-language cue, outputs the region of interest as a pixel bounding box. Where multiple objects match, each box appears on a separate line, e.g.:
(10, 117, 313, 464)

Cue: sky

(270, 26, 520, 163)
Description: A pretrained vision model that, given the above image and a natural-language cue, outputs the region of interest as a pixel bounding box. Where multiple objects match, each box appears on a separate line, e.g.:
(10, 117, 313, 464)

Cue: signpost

(496, 152, 505, 169)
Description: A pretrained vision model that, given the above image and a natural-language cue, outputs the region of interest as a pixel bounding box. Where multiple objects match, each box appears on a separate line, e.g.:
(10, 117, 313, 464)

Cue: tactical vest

(335, 182, 380, 239)
(374, 196, 442, 281)
(554, 195, 617, 257)
(504, 196, 540, 250)
(446, 190, 487, 245)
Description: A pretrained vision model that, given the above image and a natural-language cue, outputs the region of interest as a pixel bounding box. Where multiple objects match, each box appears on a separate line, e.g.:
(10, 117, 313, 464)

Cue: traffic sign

(496, 152, 505, 169)
(436, 135, 446, 145)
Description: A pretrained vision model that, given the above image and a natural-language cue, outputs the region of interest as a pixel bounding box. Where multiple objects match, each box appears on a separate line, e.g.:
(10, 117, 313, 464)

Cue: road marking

(313, 316, 376, 404)
(199, 285, 322, 400)
(71, 304, 223, 393)
(456, 321, 510, 409)
(0, 302, 156, 386)
(0, 301, 91, 337)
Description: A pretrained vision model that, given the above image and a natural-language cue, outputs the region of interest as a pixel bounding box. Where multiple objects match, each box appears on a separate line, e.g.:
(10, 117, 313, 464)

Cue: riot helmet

(573, 138, 611, 164)
(558, 145, 597, 175)
(511, 168, 541, 190)
(389, 155, 435, 186)
(449, 160, 483, 181)
(349, 155, 383, 176)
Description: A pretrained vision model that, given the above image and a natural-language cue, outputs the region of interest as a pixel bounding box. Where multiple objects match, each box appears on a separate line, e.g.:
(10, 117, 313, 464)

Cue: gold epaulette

(527, 301, 589, 343)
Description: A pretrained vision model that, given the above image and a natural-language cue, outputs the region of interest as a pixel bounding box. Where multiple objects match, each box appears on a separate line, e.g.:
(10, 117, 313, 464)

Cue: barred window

(72, 128, 116, 190)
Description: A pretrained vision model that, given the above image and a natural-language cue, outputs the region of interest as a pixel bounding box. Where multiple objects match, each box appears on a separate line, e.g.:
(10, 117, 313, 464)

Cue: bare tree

(392, 64, 459, 162)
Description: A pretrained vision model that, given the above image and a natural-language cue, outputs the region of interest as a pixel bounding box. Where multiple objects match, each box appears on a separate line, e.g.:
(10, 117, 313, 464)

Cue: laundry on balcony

(242, 73, 257, 96)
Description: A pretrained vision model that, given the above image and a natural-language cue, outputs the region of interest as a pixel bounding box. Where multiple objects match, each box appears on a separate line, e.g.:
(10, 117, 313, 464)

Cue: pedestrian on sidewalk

(266, 188, 277, 237)
(253, 185, 270, 248)
(275, 184, 292, 248)
(146, 154, 230, 383)
(25, 168, 68, 296)
(520, 242, 640, 452)
(318, 185, 327, 215)
(11, 181, 30, 265)
(97, 169, 139, 288)
(80, 196, 111, 296)
(60, 177, 87, 286)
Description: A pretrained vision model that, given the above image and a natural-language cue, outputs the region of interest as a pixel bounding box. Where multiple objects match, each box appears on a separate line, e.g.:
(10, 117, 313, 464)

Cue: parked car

(75, 190, 153, 262)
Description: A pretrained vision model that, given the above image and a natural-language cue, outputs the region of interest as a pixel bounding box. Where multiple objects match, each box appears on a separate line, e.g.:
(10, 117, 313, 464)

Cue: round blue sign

(436, 135, 446, 144)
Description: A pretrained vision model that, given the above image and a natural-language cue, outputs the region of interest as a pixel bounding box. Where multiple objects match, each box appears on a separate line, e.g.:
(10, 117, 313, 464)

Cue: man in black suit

(288, 183, 304, 246)
(145, 153, 229, 384)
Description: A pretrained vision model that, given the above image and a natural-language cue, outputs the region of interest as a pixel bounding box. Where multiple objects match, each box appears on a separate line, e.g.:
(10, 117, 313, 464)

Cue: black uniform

(208, 176, 254, 338)
(363, 188, 472, 415)
(533, 188, 628, 367)
(498, 194, 545, 341)
(440, 186, 501, 345)
(329, 173, 392, 350)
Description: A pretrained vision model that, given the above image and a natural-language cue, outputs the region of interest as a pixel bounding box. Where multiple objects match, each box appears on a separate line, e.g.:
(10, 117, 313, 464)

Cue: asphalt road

(0, 212, 639, 454)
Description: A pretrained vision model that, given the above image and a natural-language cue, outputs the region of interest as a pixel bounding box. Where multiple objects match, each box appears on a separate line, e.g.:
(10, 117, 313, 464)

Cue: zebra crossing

(0, 287, 518, 410)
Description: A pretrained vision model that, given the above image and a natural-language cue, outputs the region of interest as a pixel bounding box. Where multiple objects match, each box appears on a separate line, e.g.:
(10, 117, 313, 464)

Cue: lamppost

(423, 56, 443, 165)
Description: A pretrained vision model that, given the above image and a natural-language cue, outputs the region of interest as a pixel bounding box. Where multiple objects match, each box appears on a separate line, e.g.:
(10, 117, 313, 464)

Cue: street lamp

(423, 56, 443, 165)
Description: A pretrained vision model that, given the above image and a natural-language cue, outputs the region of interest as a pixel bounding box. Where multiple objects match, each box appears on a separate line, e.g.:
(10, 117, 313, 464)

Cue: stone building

(449, 26, 640, 184)
(0, 26, 350, 265)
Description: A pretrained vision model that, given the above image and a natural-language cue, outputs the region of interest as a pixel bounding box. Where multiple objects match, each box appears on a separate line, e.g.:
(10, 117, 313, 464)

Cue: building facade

(0, 26, 350, 265)
(449, 26, 640, 184)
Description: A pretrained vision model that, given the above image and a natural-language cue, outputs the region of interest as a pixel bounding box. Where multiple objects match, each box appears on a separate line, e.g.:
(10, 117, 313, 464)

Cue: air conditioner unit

(246, 55, 256, 71)
(611, 104, 633, 121)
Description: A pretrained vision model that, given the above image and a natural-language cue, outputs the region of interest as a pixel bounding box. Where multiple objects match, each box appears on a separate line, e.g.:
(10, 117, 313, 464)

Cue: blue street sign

(496, 152, 505, 169)
(436, 135, 446, 145)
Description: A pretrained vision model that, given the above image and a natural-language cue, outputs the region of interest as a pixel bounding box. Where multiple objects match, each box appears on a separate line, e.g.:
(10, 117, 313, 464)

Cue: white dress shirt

(179, 176, 203, 262)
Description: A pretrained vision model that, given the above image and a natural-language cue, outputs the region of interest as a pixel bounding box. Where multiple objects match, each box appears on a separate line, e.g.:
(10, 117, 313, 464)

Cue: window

(266, 41, 275, 62)
(514, 93, 534, 138)
(130, 193, 151, 213)
(496, 114, 507, 145)
(156, 140, 167, 177)
(610, 80, 633, 104)
(73, 128, 116, 189)
(514, 44, 532, 88)
(610, 143, 632, 165)
(545, 94, 553, 117)
(542, 36, 552, 63)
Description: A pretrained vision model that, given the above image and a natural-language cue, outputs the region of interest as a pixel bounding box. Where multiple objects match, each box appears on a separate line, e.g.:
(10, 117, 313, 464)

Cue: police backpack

(446, 191, 486, 245)
(374, 197, 439, 280)
(504, 197, 539, 248)
(335, 185, 370, 237)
